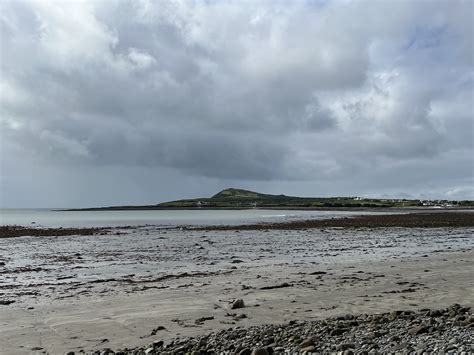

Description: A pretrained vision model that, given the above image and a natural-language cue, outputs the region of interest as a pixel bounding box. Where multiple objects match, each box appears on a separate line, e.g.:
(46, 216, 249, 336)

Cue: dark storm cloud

(0, 0, 473, 207)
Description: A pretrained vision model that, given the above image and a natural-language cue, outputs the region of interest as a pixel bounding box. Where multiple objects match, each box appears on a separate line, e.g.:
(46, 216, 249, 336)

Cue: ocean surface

(0, 208, 397, 228)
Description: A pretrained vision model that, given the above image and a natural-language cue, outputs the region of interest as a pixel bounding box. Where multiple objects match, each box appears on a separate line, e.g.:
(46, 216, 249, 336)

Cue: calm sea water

(0, 208, 394, 228)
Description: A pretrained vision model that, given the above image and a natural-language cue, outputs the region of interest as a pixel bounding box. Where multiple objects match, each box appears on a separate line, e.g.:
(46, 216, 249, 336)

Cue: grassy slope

(157, 188, 428, 208)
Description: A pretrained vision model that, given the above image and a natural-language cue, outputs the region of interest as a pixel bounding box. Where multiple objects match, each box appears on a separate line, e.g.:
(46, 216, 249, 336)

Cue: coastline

(2, 211, 473, 238)
(1, 217, 473, 353)
(62, 206, 474, 212)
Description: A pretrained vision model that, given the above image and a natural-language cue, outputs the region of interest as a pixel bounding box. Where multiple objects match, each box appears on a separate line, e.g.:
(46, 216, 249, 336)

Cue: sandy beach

(0, 213, 473, 354)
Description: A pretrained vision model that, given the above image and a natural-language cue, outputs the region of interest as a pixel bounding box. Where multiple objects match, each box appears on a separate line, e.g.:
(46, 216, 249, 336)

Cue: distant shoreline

(61, 206, 474, 212)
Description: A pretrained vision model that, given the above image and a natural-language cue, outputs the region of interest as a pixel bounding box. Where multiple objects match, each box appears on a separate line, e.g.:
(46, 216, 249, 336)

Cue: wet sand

(0, 216, 473, 354)
(1, 251, 472, 354)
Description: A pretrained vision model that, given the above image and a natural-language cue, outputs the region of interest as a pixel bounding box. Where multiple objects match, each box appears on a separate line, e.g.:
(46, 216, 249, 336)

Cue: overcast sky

(0, 0, 473, 208)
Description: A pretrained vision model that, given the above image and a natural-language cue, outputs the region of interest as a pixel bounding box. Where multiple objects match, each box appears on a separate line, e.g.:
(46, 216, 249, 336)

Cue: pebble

(94, 304, 473, 355)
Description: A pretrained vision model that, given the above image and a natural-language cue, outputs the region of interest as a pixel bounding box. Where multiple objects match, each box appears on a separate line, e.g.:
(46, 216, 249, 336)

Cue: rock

(301, 345, 315, 352)
(330, 328, 348, 336)
(150, 326, 166, 335)
(152, 340, 164, 348)
(229, 299, 245, 309)
(0, 300, 15, 305)
(251, 348, 269, 355)
(429, 309, 442, 317)
(338, 343, 355, 350)
(389, 310, 403, 320)
(300, 335, 319, 348)
(408, 325, 429, 335)
(388, 343, 408, 352)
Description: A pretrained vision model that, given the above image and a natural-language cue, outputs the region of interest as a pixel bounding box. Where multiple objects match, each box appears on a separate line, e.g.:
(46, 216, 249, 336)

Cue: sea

(0, 208, 397, 228)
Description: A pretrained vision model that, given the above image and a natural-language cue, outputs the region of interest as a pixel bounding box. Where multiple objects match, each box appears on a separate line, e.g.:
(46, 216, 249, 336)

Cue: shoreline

(1, 211, 474, 238)
(62, 206, 474, 212)
(119, 304, 473, 354)
(1, 250, 472, 354)
(0, 213, 472, 354)
(194, 211, 474, 231)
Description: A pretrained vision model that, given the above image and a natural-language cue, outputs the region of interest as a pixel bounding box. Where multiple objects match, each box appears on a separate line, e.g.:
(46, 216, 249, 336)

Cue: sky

(0, 0, 473, 208)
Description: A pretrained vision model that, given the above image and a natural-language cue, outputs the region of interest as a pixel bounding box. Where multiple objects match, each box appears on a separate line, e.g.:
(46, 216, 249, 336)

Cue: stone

(230, 299, 245, 309)
(388, 343, 408, 352)
(251, 348, 269, 355)
(301, 345, 315, 352)
(389, 311, 403, 320)
(338, 343, 355, 350)
(330, 328, 348, 336)
(408, 325, 429, 335)
(153, 341, 164, 348)
(300, 335, 319, 348)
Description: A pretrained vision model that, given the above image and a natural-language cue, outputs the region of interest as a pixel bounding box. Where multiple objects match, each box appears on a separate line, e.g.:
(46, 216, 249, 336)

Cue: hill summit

(212, 188, 284, 200)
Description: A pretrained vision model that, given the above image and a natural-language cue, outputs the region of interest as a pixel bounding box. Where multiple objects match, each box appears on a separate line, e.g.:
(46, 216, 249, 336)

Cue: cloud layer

(1, 0, 473, 207)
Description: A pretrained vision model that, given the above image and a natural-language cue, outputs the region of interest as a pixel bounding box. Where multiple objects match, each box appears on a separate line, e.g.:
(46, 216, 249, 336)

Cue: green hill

(157, 188, 428, 209)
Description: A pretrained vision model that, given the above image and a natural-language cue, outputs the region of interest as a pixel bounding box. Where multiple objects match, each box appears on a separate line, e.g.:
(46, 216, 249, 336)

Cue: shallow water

(0, 208, 398, 228)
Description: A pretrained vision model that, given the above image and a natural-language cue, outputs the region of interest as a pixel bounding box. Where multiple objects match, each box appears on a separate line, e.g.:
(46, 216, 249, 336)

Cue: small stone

(152, 340, 164, 348)
(301, 345, 315, 352)
(408, 325, 429, 335)
(251, 348, 269, 355)
(229, 299, 245, 309)
(330, 328, 348, 336)
(389, 310, 403, 320)
(300, 335, 319, 348)
(339, 343, 355, 350)
(430, 309, 442, 317)
(388, 343, 408, 352)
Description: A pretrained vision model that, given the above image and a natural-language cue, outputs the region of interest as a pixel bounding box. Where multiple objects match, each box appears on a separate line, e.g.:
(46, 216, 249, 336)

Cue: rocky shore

(195, 212, 474, 231)
(100, 304, 473, 354)
(0, 225, 110, 238)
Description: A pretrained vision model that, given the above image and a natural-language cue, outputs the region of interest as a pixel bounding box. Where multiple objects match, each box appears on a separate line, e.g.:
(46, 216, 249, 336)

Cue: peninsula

(69, 188, 474, 210)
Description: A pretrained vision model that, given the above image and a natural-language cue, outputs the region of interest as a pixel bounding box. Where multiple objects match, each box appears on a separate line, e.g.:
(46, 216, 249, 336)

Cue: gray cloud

(0, 0, 473, 207)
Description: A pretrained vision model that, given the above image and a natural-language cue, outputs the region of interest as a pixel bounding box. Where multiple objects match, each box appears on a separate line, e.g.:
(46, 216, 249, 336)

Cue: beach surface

(0, 212, 473, 354)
